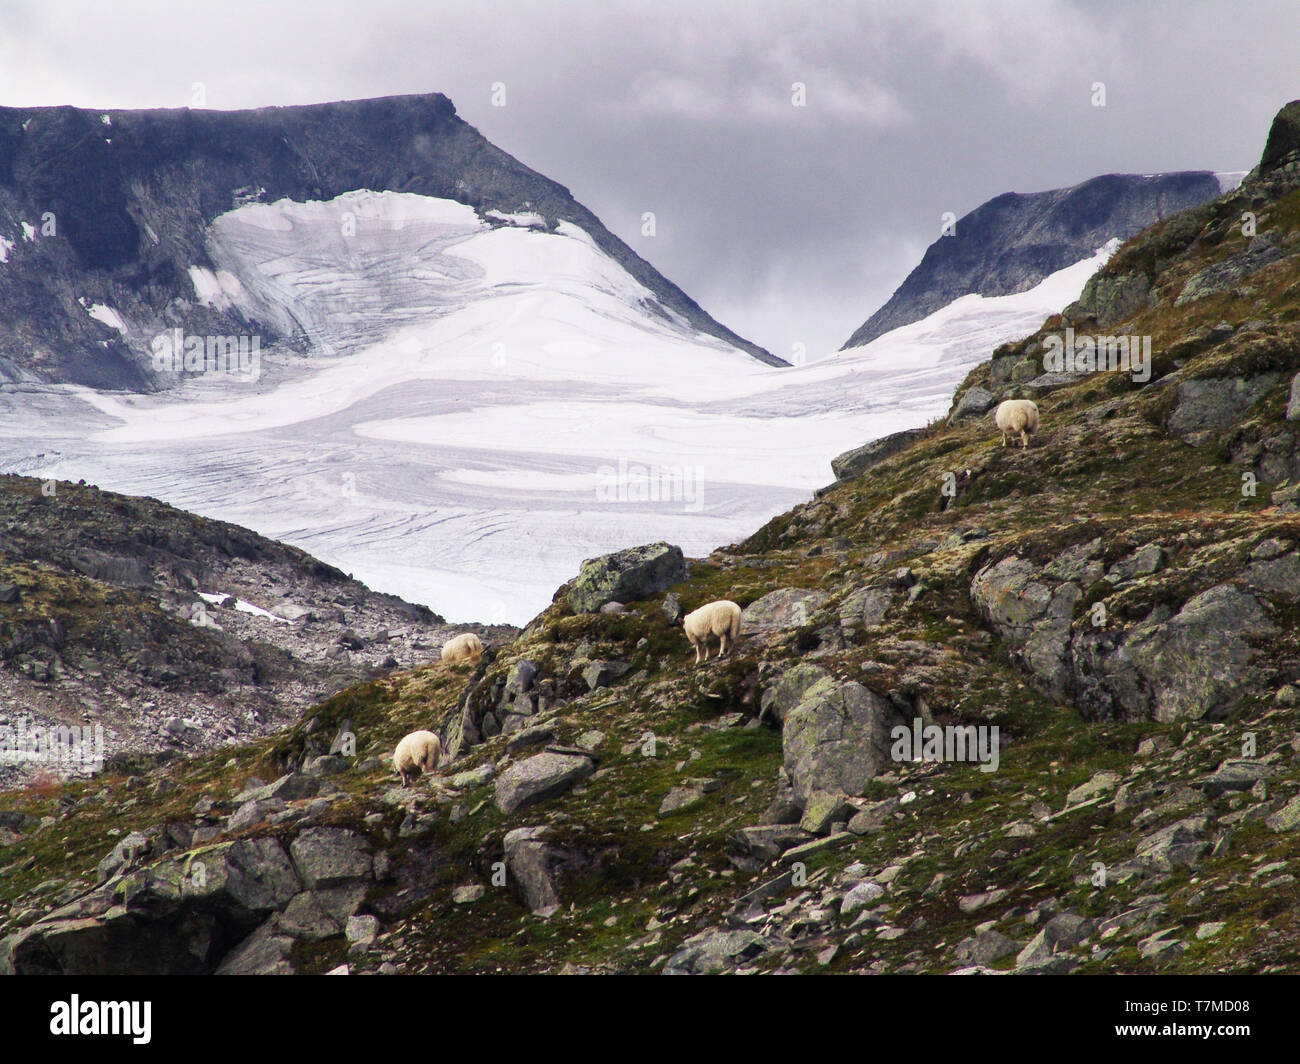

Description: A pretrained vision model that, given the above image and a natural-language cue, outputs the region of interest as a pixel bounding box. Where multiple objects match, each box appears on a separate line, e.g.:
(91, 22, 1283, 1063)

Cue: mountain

(0, 93, 781, 389)
(842, 171, 1227, 350)
(0, 471, 516, 789)
(2, 100, 1299, 976)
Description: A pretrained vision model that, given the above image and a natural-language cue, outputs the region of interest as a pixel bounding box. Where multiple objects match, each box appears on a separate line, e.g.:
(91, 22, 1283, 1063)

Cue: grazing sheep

(683, 600, 743, 664)
(995, 399, 1039, 449)
(441, 632, 483, 665)
(393, 730, 444, 786)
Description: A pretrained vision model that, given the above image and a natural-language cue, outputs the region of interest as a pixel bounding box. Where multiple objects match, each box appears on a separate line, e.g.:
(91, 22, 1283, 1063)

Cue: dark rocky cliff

(842, 171, 1224, 349)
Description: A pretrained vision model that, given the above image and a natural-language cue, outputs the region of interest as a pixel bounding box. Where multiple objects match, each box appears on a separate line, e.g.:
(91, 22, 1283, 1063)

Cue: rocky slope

(3, 101, 1300, 976)
(0, 93, 780, 389)
(0, 473, 514, 789)
(842, 171, 1224, 350)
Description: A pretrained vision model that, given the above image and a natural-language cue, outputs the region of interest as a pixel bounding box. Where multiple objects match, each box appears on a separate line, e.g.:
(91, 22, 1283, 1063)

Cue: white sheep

(440, 632, 483, 665)
(995, 399, 1039, 449)
(393, 730, 444, 786)
(682, 600, 743, 664)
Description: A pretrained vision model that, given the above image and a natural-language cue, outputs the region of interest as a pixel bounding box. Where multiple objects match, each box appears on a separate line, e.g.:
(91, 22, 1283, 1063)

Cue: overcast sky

(1, 0, 1296, 357)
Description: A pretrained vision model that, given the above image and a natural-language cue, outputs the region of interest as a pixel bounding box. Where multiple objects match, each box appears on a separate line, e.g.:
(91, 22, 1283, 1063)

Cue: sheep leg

(719, 631, 730, 657)
(1021, 429, 1030, 448)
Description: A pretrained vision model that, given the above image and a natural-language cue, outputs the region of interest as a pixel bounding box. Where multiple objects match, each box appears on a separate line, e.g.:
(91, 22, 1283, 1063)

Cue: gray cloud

(2, 0, 1296, 357)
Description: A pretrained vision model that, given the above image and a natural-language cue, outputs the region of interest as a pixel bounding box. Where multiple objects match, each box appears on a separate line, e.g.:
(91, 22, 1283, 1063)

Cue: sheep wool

(393, 730, 443, 786)
(995, 399, 1039, 449)
(441, 632, 483, 664)
(682, 599, 743, 664)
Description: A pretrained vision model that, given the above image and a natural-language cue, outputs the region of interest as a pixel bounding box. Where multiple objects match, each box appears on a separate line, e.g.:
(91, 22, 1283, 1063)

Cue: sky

(1, 0, 1296, 359)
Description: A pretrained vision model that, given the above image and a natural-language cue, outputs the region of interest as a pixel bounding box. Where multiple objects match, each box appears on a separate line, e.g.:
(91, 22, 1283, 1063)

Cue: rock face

(1175, 240, 1286, 307)
(1170, 372, 1279, 442)
(842, 171, 1222, 349)
(973, 542, 1283, 722)
(0, 94, 778, 388)
(1073, 584, 1276, 723)
(0, 836, 303, 974)
(566, 542, 687, 614)
(1260, 99, 1300, 172)
(838, 586, 895, 637)
(782, 679, 903, 807)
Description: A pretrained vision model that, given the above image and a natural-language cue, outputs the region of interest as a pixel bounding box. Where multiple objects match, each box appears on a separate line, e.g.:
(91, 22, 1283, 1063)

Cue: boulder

(1266, 796, 1300, 832)
(799, 791, 855, 835)
(729, 825, 808, 861)
(830, 427, 925, 482)
(971, 555, 1079, 702)
(277, 886, 367, 940)
(289, 827, 373, 889)
(96, 830, 153, 884)
(566, 542, 687, 613)
(1286, 372, 1300, 421)
(837, 585, 894, 635)
(950, 386, 996, 420)
(658, 786, 706, 817)
(150, 836, 302, 913)
(758, 663, 830, 726)
(1200, 759, 1274, 797)
(1070, 270, 1150, 326)
(502, 826, 568, 916)
(782, 679, 903, 806)
(1135, 817, 1209, 870)
(664, 929, 768, 974)
(840, 880, 886, 917)
(1015, 913, 1095, 968)
(494, 751, 595, 814)
(1074, 584, 1275, 722)
(953, 929, 1018, 967)
(582, 660, 631, 691)
(742, 588, 830, 638)
(661, 592, 684, 624)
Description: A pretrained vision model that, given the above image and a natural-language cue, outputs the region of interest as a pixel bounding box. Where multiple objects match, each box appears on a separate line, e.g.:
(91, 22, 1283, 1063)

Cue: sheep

(682, 599, 743, 664)
(440, 631, 483, 665)
(393, 729, 444, 786)
(995, 399, 1039, 449)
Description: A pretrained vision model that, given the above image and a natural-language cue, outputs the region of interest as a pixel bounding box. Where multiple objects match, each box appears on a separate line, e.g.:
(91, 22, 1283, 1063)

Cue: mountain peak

(841, 171, 1223, 350)
(0, 92, 778, 388)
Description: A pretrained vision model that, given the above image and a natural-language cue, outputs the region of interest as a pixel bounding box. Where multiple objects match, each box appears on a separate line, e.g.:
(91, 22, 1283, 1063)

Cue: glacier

(0, 191, 1115, 624)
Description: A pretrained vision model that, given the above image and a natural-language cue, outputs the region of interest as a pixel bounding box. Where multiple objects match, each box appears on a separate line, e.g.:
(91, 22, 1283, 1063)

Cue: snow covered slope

(0, 193, 1119, 624)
